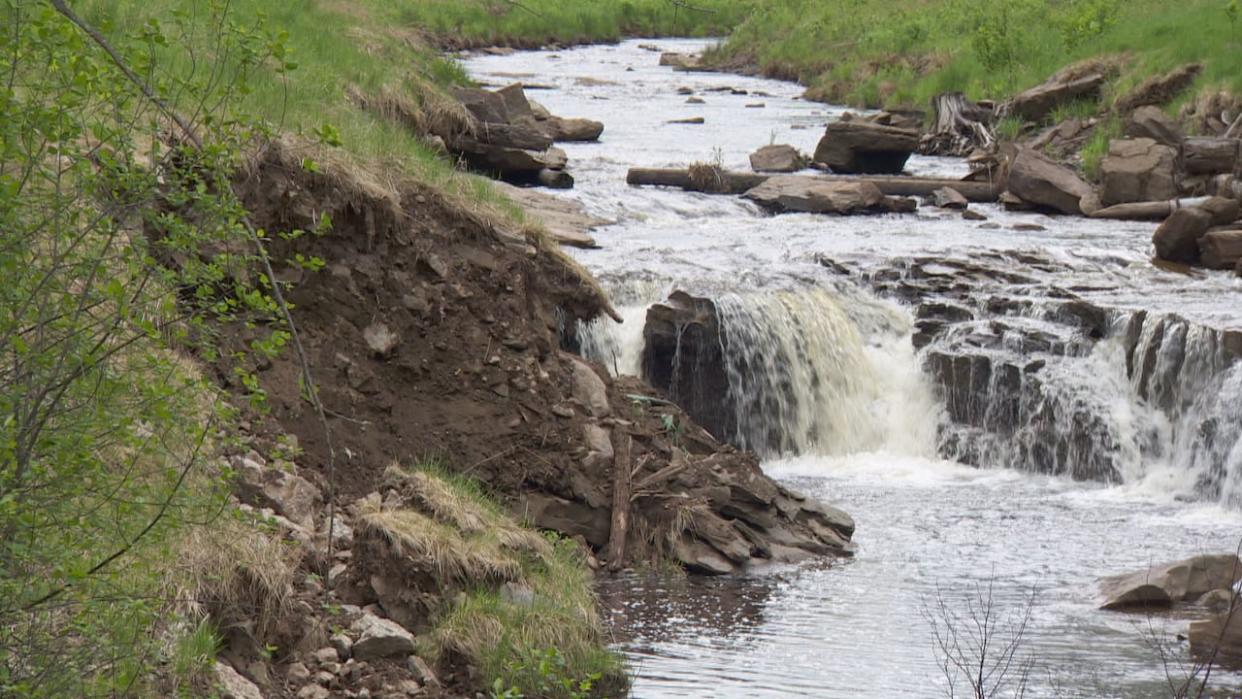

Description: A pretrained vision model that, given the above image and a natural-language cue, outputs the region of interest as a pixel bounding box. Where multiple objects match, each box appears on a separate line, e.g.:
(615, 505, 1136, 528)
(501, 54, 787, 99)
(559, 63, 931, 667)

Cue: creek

(465, 39, 1242, 698)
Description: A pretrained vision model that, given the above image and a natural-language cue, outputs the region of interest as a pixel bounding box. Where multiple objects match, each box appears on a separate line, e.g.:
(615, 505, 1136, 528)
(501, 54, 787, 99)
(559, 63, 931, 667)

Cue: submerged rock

(1152, 207, 1212, 263)
(1098, 554, 1242, 610)
(743, 176, 909, 215)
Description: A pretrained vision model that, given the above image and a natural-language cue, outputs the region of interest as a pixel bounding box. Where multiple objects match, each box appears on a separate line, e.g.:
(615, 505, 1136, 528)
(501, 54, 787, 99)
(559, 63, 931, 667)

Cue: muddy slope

(228, 141, 852, 573)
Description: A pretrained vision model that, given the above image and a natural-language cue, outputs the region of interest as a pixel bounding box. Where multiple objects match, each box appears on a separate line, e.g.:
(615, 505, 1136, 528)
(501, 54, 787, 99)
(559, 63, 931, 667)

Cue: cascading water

(469, 39, 1242, 699)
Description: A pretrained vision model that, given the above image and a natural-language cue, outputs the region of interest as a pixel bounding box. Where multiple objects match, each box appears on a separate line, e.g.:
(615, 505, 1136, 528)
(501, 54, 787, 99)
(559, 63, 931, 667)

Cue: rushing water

(464, 40, 1242, 698)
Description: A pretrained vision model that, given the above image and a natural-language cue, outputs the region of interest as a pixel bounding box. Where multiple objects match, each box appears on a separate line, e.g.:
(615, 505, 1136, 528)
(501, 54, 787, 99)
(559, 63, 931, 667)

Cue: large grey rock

(1125, 105, 1185, 147)
(234, 458, 323, 528)
(519, 491, 610, 547)
(1099, 554, 1242, 610)
(744, 177, 889, 214)
(814, 121, 919, 174)
(215, 662, 264, 699)
(749, 144, 806, 173)
(1099, 138, 1179, 205)
(350, 613, 417, 661)
(1152, 207, 1213, 263)
(1006, 147, 1093, 214)
(1200, 196, 1242, 226)
(930, 186, 969, 210)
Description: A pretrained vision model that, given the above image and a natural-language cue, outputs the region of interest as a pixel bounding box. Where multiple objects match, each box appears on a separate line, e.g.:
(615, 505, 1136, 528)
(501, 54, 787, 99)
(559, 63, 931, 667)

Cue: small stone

(686, 96, 705, 104)
(745, 102, 766, 108)
(961, 209, 987, 221)
(328, 562, 348, 587)
(286, 662, 311, 684)
(551, 404, 575, 419)
(363, 322, 400, 358)
(313, 647, 340, 665)
(314, 671, 335, 686)
(331, 632, 354, 660)
(1011, 223, 1047, 231)
(396, 679, 422, 696)
(406, 656, 441, 688)
(667, 116, 705, 125)
(296, 685, 329, 699)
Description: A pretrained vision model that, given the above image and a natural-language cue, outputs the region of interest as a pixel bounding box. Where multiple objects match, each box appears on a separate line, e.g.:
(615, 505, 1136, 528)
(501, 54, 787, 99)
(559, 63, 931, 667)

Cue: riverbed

(465, 39, 1242, 698)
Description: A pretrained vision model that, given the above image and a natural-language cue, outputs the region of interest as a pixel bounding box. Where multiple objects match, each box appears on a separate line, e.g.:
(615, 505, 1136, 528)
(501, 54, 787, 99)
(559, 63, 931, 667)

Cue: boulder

(494, 83, 535, 121)
(1098, 554, 1242, 610)
(1115, 63, 1204, 114)
(233, 458, 323, 528)
(814, 120, 919, 174)
(1201, 196, 1242, 226)
(1189, 609, 1242, 669)
(350, 613, 417, 661)
(1125, 105, 1185, 147)
(1152, 207, 1213, 263)
(1200, 229, 1242, 270)
(215, 662, 263, 699)
(744, 176, 892, 215)
(451, 87, 509, 124)
(518, 491, 610, 547)
(1001, 73, 1106, 122)
(930, 186, 969, 210)
(749, 144, 806, 173)
(1099, 138, 1179, 205)
(543, 116, 604, 142)
(1006, 147, 1093, 214)
(1196, 588, 1238, 613)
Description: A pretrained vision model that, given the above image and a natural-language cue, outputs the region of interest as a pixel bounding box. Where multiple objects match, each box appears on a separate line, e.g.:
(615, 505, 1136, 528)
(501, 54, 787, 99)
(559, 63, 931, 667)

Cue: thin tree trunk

(606, 431, 633, 572)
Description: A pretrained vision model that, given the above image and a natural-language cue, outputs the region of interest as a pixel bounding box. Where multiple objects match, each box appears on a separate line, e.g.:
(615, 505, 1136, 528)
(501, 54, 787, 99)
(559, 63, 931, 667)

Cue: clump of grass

(363, 464, 625, 697)
(1081, 115, 1124, 181)
(995, 116, 1027, 142)
(1048, 97, 1102, 125)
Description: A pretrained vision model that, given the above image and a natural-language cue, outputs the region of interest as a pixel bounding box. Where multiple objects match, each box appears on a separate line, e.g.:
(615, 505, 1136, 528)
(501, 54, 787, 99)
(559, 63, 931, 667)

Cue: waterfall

(714, 288, 941, 458)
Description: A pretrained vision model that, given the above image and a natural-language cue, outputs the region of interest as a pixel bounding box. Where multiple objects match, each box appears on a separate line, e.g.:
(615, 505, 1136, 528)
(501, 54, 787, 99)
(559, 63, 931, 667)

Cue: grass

(363, 463, 624, 698)
(1081, 114, 1124, 181)
(704, 0, 1242, 111)
(399, 0, 754, 48)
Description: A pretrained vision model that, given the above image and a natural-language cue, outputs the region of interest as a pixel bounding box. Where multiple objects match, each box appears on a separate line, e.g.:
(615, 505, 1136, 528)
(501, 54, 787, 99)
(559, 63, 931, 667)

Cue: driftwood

(605, 432, 633, 572)
(919, 92, 995, 156)
(1087, 197, 1213, 221)
(625, 168, 1001, 202)
(1184, 137, 1241, 175)
(1200, 229, 1242, 269)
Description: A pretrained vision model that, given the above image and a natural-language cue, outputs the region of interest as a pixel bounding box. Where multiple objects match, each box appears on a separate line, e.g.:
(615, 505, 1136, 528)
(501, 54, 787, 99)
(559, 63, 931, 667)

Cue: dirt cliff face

(227, 141, 853, 574)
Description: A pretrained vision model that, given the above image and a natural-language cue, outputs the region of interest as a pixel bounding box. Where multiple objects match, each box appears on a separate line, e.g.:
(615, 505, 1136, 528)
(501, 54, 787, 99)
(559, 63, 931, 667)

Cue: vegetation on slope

(401, 0, 753, 49)
(706, 0, 1242, 111)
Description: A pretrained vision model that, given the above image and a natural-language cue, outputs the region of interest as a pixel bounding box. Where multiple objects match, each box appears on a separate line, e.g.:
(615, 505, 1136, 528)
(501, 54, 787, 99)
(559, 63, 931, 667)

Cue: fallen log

(1087, 196, 1213, 221)
(605, 432, 632, 572)
(625, 168, 1000, 202)
(1184, 137, 1240, 175)
(1200, 229, 1242, 269)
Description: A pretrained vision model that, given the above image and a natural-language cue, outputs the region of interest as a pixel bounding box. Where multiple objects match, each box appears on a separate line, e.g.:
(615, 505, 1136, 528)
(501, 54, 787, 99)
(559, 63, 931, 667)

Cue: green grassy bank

(705, 0, 1242, 111)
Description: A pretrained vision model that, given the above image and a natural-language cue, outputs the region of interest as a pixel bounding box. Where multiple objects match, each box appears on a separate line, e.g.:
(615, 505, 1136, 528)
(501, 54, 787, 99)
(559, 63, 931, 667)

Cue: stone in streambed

(1005, 146, 1093, 215)
(813, 120, 919, 174)
(929, 186, 969, 210)
(749, 144, 806, 173)
(1098, 553, 1242, 610)
(1152, 207, 1213, 263)
(1099, 138, 1179, 205)
(744, 176, 903, 215)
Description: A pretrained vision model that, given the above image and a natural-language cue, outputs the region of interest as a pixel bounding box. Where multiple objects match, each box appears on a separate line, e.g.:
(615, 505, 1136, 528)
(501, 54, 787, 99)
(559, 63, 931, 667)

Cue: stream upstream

(464, 40, 1242, 698)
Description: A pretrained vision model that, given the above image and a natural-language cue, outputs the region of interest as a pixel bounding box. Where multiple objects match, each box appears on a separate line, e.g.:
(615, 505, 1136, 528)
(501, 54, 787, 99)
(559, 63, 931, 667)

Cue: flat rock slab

(493, 182, 611, 249)
(744, 176, 887, 214)
(814, 121, 919, 174)
(1099, 553, 1242, 610)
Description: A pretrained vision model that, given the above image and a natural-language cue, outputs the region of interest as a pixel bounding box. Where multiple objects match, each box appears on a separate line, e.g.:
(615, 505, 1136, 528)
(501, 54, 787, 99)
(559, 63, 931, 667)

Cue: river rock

(544, 116, 604, 142)
(1005, 147, 1093, 215)
(567, 354, 610, 417)
(1099, 138, 1179, 205)
(1098, 554, 1242, 610)
(1201, 196, 1242, 226)
(930, 186, 969, 210)
(813, 120, 919, 174)
(1196, 588, 1238, 612)
(1125, 105, 1185, 147)
(744, 176, 894, 215)
(1199, 229, 1242, 269)
(749, 144, 806, 173)
(351, 613, 416, 661)
(1152, 207, 1213, 263)
(1189, 609, 1242, 669)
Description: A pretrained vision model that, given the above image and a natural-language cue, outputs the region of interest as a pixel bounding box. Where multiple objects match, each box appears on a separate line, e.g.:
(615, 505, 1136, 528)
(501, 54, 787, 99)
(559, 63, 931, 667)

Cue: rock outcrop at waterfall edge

(224, 140, 852, 577)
